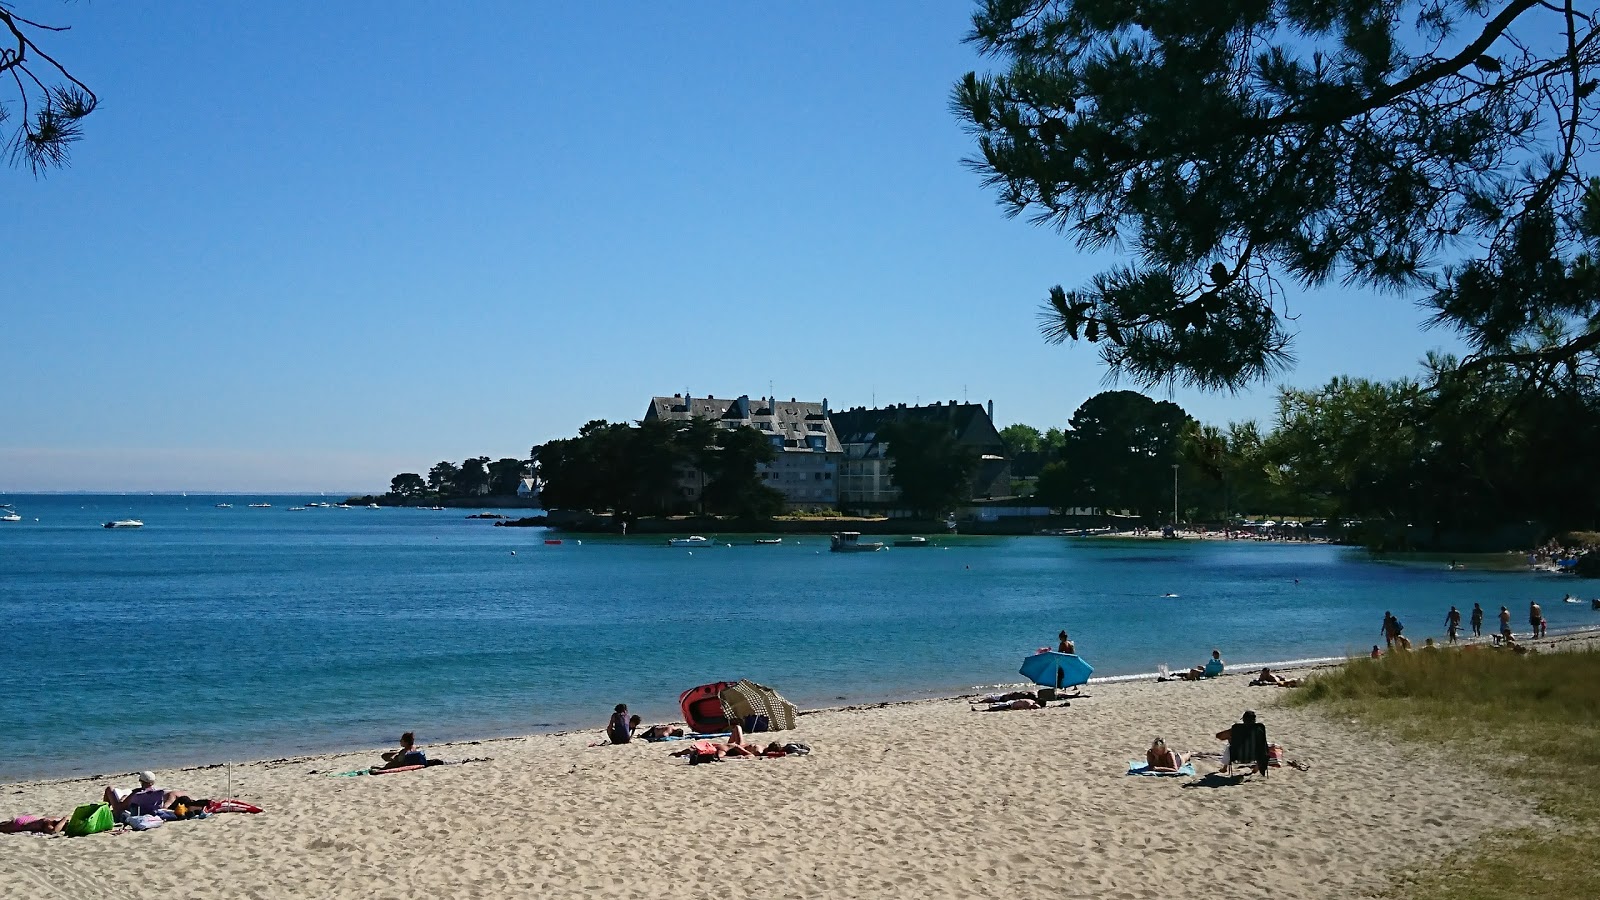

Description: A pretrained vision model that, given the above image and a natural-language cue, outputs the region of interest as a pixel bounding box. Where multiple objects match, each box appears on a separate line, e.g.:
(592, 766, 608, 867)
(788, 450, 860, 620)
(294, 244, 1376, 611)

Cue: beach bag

(128, 814, 164, 831)
(65, 802, 115, 837)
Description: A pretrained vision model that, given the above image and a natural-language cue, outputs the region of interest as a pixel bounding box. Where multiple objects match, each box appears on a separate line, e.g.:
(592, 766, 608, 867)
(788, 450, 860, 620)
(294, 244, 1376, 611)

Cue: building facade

(828, 399, 1011, 514)
(643, 394, 843, 510)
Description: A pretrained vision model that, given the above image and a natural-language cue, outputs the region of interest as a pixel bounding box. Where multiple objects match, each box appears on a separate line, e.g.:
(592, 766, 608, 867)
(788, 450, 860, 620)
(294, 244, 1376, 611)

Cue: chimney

(822, 397, 829, 416)
(987, 399, 994, 421)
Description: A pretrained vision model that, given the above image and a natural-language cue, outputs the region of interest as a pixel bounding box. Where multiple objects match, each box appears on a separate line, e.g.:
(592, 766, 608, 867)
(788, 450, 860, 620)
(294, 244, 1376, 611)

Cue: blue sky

(1, 1, 1461, 491)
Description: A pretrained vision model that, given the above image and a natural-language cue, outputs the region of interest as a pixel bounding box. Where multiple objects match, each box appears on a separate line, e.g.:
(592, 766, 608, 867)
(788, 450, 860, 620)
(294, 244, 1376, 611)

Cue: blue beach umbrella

(1019, 651, 1094, 688)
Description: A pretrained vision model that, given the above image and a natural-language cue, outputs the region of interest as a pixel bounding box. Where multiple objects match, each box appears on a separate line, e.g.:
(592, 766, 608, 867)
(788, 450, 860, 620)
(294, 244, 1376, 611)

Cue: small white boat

(668, 535, 710, 547)
(753, 538, 783, 545)
(335, 503, 353, 509)
(248, 503, 271, 508)
(215, 503, 233, 509)
(0, 511, 21, 522)
(830, 532, 884, 553)
(306, 502, 330, 508)
(367, 503, 380, 509)
(429, 506, 444, 511)
(103, 519, 144, 528)
(893, 536, 930, 548)
(288, 506, 306, 511)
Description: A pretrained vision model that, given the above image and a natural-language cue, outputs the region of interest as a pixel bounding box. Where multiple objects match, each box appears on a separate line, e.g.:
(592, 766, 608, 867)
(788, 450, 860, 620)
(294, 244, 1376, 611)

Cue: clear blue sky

(2, 0, 1461, 492)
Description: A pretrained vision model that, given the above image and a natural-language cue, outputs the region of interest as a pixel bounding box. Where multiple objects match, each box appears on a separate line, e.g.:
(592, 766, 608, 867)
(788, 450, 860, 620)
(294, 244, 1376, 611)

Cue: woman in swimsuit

(1145, 738, 1186, 772)
(1, 815, 67, 834)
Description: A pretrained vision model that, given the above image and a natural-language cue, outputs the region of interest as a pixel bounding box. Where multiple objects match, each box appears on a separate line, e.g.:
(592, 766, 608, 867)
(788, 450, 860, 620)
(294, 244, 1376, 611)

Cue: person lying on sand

(1249, 667, 1301, 688)
(1145, 737, 1187, 773)
(0, 814, 68, 834)
(972, 698, 1067, 711)
(637, 724, 686, 742)
(377, 732, 428, 769)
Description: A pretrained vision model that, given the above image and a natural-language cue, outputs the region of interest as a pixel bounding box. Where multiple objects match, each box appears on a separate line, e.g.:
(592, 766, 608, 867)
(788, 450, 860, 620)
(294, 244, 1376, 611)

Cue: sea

(1, 493, 1592, 782)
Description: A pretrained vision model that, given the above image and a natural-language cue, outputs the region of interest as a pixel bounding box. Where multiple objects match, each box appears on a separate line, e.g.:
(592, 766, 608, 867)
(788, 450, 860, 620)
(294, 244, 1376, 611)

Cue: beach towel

(1126, 760, 1196, 777)
(204, 799, 263, 815)
(127, 814, 164, 831)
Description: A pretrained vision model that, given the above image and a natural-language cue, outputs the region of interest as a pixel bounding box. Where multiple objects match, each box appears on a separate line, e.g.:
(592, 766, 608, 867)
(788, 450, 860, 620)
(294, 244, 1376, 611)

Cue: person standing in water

(1498, 606, 1513, 642)
(1444, 606, 1462, 643)
(1470, 603, 1484, 638)
(1529, 601, 1544, 638)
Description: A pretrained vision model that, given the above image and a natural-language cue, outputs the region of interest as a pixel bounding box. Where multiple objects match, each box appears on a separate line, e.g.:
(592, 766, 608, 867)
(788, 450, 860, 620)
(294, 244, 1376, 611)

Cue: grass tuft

(1291, 647, 1600, 898)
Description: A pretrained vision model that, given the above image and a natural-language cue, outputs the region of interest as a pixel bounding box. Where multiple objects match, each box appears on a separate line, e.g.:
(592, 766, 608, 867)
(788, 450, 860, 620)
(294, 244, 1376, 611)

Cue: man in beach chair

(1217, 711, 1270, 778)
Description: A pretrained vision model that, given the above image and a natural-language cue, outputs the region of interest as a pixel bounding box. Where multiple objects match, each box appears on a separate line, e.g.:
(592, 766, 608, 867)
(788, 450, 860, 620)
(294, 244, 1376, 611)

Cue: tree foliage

(1, 4, 97, 173)
(533, 419, 783, 519)
(878, 418, 982, 518)
(390, 472, 427, 499)
(956, 0, 1600, 390)
(1037, 390, 1192, 516)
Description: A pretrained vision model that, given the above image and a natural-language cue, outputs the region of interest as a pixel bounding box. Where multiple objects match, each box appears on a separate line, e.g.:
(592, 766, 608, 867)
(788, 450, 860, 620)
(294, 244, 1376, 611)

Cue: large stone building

(642, 394, 843, 510)
(828, 400, 1011, 514)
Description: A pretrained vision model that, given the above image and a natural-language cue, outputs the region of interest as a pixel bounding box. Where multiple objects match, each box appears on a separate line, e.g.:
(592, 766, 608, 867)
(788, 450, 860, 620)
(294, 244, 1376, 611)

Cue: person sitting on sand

(605, 705, 635, 745)
(103, 771, 177, 821)
(1250, 667, 1301, 688)
(1370, 645, 1383, 659)
(377, 732, 428, 769)
(1179, 649, 1224, 680)
(1145, 737, 1187, 773)
(1058, 630, 1076, 654)
(0, 814, 68, 834)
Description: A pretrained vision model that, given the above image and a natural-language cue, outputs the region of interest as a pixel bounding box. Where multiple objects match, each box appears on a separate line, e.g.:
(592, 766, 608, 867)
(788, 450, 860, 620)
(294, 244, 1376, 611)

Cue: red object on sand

(679, 681, 739, 733)
(369, 765, 426, 776)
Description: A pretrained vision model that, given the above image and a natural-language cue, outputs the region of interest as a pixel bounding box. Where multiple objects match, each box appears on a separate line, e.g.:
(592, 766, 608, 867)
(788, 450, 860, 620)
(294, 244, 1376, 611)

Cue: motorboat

(306, 502, 330, 508)
(753, 538, 783, 545)
(893, 536, 930, 548)
(0, 511, 21, 522)
(668, 535, 710, 547)
(830, 532, 884, 553)
(335, 503, 353, 509)
(248, 503, 271, 508)
(429, 505, 444, 511)
(288, 506, 306, 511)
(215, 503, 233, 509)
(367, 503, 380, 509)
(103, 519, 144, 528)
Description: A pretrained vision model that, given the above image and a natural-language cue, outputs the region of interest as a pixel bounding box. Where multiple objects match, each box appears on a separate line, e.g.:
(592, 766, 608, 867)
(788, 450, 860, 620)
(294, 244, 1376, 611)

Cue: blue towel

(1127, 760, 1195, 777)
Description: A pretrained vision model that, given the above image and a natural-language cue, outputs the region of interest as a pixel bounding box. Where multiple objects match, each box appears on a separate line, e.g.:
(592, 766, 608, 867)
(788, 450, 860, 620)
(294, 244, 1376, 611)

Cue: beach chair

(1224, 721, 1270, 778)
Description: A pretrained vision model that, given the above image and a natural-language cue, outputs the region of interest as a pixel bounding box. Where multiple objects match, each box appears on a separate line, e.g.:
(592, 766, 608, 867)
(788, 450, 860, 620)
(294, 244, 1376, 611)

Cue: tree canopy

(878, 419, 982, 518)
(1, 4, 97, 173)
(956, 0, 1600, 390)
(1036, 390, 1192, 517)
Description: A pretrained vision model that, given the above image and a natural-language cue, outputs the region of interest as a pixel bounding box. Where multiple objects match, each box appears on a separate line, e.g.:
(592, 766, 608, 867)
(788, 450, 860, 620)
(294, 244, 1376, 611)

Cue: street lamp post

(1171, 464, 1179, 526)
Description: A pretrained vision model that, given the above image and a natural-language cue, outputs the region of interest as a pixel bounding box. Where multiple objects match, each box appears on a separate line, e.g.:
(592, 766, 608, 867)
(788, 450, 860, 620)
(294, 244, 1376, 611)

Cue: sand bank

(4, 644, 1569, 900)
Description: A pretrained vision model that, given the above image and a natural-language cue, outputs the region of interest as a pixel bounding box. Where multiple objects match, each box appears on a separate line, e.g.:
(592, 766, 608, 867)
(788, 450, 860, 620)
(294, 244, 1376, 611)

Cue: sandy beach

(7, 636, 1581, 900)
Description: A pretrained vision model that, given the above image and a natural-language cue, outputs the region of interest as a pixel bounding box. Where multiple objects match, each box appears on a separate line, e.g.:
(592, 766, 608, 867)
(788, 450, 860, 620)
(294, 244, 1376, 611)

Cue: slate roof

(645, 395, 842, 453)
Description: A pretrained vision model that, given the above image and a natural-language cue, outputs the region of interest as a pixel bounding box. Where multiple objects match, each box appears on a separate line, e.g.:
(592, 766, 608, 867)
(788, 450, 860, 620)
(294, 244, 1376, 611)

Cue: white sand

(0, 659, 1547, 900)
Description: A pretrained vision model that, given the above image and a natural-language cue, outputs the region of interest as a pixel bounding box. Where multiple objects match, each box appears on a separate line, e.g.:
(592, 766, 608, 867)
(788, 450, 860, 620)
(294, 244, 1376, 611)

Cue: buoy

(576, 540, 582, 546)
(510, 550, 516, 556)
(688, 551, 694, 556)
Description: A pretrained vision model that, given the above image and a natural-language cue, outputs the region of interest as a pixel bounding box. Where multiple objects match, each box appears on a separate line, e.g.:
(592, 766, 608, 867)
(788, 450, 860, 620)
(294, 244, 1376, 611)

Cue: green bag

(65, 802, 114, 837)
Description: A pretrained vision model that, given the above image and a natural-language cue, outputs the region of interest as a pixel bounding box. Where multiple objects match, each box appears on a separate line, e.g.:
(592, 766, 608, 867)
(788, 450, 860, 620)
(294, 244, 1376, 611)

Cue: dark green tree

(487, 458, 527, 496)
(456, 456, 491, 496)
(1, 5, 98, 173)
(878, 419, 982, 518)
(1040, 391, 1192, 518)
(389, 472, 427, 499)
(955, 1, 1600, 389)
(426, 461, 459, 495)
(701, 425, 784, 518)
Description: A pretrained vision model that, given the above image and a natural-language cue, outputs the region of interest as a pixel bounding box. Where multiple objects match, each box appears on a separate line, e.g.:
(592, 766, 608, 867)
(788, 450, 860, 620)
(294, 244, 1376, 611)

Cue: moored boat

(830, 531, 884, 553)
(215, 503, 232, 508)
(0, 511, 21, 522)
(668, 535, 710, 547)
(893, 536, 930, 548)
(103, 519, 143, 528)
(753, 538, 783, 545)
(248, 503, 271, 508)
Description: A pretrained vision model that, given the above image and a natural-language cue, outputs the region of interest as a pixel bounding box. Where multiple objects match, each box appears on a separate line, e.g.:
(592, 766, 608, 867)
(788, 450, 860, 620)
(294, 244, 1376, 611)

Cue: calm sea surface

(1, 493, 1590, 782)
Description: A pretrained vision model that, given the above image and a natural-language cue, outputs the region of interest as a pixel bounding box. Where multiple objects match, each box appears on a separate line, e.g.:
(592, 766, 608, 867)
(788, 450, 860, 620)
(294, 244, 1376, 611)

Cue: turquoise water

(1, 494, 1591, 782)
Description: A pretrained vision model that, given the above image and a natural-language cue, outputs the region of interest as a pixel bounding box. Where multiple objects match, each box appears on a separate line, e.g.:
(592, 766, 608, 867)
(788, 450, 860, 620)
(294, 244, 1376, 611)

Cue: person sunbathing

(1250, 667, 1301, 688)
(638, 723, 685, 742)
(1145, 737, 1187, 773)
(0, 814, 68, 834)
(973, 697, 1042, 711)
(377, 732, 428, 769)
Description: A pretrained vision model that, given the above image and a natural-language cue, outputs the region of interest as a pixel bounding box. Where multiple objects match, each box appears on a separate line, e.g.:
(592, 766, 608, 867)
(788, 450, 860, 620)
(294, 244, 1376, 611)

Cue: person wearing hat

(102, 771, 177, 821)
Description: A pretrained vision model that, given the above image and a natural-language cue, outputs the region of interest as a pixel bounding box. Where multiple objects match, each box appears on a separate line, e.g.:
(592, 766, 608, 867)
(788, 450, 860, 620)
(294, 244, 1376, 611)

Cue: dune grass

(1290, 647, 1600, 899)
